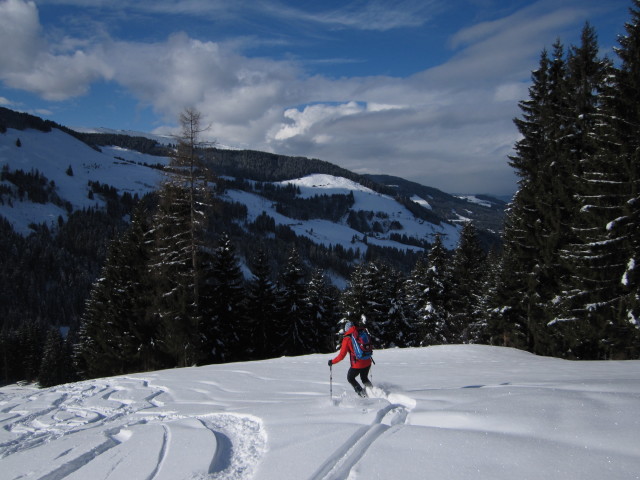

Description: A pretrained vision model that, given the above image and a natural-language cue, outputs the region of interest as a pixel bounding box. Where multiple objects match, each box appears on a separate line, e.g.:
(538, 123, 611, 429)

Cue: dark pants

(347, 365, 372, 396)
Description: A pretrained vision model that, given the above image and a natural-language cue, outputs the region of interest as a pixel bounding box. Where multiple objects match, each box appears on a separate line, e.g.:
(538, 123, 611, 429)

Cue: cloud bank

(0, 0, 612, 194)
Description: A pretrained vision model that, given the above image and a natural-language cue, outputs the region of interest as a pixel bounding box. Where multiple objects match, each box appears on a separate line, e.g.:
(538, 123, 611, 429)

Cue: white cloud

(0, 0, 42, 73)
(273, 102, 365, 141)
(35, 0, 435, 31)
(100, 33, 304, 149)
(287, 0, 440, 31)
(5, 50, 112, 101)
(0, 0, 111, 100)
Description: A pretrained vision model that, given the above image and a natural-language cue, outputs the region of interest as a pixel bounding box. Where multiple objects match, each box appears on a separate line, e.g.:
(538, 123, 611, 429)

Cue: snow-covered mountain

(1, 345, 638, 480)
(366, 173, 507, 235)
(0, 127, 167, 235)
(224, 173, 459, 252)
(0, 123, 463, 250)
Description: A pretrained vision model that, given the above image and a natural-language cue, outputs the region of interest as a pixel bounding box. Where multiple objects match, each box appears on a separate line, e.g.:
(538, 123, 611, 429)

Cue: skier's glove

(327, 359, 333, 367)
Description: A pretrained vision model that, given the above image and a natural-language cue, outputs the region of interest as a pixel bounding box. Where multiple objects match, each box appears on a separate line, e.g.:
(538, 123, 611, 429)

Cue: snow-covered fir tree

(499, 12, 640, 358)
(447, 222, 487, 343)
(503, 43, 576, 356)
(277, 248, 309, 356)
(16, 321, 46, 383)
(305, 269, 340, 353)
(339, 262, 369, 341)
(605, 0, 640, 355)
(76, 231, 144, 378)
(200, 232, 246, 363)
(245, 246, 279, 359)
(75, 204, 160, 378)
(485, 240, 532, 350)
(378, 263, 410, 348)
(407, 234, 450, 346)
(555, 23, 623, 358)
(38, 328, 73, 388)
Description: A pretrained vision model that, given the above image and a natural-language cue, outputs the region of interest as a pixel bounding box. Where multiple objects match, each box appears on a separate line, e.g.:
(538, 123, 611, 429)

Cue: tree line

(72, 218, 490, 382)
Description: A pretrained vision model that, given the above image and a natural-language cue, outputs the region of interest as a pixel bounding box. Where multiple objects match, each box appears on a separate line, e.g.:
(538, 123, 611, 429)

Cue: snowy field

(1, 345, 638, 480)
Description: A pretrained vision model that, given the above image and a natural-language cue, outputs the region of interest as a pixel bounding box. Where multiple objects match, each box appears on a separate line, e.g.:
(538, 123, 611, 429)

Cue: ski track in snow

(0, 375, 410, 480)
(2, 347, 639, 480)
(0, 377, 267, 480)
(309, 387, 416, 480)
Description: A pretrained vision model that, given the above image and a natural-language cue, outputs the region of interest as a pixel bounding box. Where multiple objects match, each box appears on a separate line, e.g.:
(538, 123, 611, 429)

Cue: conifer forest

(2, 3, 640, 388)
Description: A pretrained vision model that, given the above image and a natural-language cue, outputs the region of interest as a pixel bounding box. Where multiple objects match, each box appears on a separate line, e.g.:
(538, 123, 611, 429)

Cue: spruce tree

(596, 1, 640, 356)
(124, 207, 159, 372)
(504, 43, 577, 355)
(495, 205, 548, 351)
(477, 248, 504, 345)
(501, 11, 640, 358)
(556, 23, 623, 358)
(447, 222, 487, 343)
(364, 262, 394, 346)
(39, 328, 73, 388)
(75, 218, 153, 379)
(200, 233, 246, 362)
(17, 321, 46, 382)
(408, 235, 450, 346)
(403, 255, 427, 347)
(505, 48, 553, 354)
(305, 269, 340, 352)
(245, 247, 279, 359)
(533, 40, 577, 349)
(277, 248, 309, 356)
(340, 262, 369, 328)
(378, 263, 410, 348)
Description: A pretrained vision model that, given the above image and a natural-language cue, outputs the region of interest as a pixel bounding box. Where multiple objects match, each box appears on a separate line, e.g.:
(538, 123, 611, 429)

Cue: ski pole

(329, 363, 333, 401)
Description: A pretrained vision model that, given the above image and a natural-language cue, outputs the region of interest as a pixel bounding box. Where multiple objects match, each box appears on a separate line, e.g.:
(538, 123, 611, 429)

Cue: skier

(328, 321, 372, 397)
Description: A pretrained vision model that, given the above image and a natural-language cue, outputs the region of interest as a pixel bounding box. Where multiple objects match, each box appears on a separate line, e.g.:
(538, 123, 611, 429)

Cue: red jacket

(330, 325, 372, 369)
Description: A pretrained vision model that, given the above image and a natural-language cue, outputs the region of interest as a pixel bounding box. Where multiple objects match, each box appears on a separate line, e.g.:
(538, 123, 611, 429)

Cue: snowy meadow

(1, 345, 638, 480)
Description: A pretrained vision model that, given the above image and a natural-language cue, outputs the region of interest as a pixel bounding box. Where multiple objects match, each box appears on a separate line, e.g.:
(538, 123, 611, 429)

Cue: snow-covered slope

(1, 127, 460, 249)
(225, 173, 459, 252)
(0, 345, 638, 480)
(0, 127, 167, 234)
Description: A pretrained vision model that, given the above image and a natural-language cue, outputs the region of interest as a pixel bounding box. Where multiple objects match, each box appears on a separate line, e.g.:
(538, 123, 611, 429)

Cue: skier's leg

(359, 365, 373, 388)
(347, 368, 366, 397)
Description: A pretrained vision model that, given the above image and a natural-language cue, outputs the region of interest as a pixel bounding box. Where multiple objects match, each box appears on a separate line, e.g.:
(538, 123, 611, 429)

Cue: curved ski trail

(0, 378, 267, 480)
(310, 390, 415, 480)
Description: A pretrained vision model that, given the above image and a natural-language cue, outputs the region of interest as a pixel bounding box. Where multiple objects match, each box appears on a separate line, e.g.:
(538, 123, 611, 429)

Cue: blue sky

(0, 0, 632, 195)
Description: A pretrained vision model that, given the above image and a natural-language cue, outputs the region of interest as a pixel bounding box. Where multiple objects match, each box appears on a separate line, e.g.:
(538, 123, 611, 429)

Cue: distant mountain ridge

(365, 174, 506, 235)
